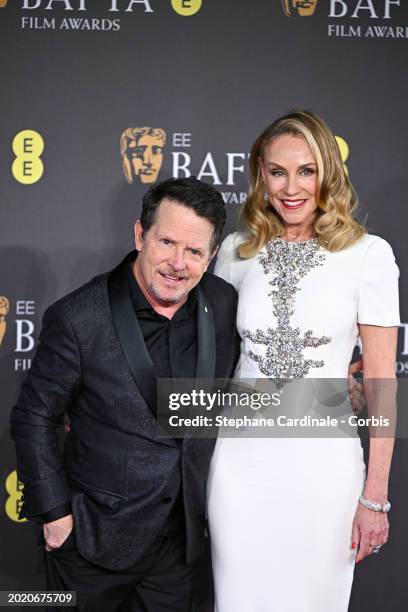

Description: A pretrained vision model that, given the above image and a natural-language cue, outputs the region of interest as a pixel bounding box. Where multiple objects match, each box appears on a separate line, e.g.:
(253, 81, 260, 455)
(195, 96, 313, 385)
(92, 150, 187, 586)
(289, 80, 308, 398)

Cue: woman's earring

(264, 191, 269, 202)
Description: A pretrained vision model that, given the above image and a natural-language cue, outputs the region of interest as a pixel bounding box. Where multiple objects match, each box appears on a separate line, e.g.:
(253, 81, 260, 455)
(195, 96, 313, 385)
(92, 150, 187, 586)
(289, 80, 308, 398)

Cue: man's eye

(190, 249, 200, 256)
(161, 239, 172, 245)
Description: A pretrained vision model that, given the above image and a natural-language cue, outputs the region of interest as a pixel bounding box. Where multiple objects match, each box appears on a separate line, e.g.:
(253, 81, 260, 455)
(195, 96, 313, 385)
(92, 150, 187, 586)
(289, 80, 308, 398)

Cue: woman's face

(260, 134, 319, 233)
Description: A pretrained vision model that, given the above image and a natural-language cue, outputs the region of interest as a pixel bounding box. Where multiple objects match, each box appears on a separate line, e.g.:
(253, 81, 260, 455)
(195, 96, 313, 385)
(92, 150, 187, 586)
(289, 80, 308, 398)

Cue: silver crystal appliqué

(243, 238, 331, 383)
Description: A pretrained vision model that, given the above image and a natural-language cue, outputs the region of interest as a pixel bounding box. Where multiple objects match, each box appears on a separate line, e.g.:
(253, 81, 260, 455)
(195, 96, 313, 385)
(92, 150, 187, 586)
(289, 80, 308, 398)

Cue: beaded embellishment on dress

(242, 239, 331, 382)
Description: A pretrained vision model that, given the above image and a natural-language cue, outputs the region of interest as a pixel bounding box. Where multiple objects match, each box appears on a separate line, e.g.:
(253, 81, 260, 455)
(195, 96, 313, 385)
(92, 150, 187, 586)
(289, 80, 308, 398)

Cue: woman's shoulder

(213, 231, 254, 289)
(343, 233, 399, 287)
(357, 233, 393, 249)
(218, 231, 248, 258)
(341, 233, 396, 259)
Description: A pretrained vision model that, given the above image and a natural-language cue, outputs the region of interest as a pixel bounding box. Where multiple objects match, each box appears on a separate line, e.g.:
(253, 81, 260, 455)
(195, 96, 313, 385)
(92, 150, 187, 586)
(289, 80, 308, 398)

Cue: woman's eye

(301, 168, 315, 176)
(271, 170, 284, 177)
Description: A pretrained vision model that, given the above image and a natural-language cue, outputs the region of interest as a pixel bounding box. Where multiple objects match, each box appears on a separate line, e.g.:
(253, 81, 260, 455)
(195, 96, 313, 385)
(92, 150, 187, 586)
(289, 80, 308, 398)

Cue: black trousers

(44, 528, 195, 612)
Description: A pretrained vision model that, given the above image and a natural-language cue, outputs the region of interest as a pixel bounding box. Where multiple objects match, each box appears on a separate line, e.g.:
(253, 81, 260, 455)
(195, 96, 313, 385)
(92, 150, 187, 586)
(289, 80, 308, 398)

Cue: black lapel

(108, 254, 216, 448)
(195, 284, 216, 380)
(107, 252, 158, 419)
(180, 285, 217, 445)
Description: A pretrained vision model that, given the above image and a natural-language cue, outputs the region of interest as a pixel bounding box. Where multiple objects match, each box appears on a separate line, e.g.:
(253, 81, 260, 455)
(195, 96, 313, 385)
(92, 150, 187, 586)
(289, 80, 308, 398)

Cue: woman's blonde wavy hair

(239, 110, 366, 258)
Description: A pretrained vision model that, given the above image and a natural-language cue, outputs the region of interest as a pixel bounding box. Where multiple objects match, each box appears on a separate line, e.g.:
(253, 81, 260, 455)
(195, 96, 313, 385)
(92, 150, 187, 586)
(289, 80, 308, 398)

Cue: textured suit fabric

(10, 251, 239, 571)
(44, 528, 195, 611)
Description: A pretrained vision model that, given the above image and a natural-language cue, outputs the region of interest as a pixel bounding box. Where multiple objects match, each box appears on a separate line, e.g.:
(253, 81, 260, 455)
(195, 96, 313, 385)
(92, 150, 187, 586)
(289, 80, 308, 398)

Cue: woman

(207, 111, 399, 612)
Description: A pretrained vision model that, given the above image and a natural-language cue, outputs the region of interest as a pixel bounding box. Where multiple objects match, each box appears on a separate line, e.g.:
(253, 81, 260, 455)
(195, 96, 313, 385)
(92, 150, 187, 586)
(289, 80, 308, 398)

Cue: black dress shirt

(127, 264, 198, 379)
(128, 264, 194, 534)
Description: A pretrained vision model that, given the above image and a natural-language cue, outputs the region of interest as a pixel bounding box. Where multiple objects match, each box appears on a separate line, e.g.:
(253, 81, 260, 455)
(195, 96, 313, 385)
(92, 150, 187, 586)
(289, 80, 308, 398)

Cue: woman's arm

(352, 324, 398, 563)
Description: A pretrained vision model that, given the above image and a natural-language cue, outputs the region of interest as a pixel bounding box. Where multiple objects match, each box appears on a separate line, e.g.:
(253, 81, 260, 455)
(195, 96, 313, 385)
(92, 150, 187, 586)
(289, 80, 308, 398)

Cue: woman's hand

(351, 504, 389, 563)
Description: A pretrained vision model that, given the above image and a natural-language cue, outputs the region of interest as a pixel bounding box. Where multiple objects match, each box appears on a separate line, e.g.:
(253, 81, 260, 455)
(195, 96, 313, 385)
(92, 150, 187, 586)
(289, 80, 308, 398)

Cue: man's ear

(134, 220, 144, 251)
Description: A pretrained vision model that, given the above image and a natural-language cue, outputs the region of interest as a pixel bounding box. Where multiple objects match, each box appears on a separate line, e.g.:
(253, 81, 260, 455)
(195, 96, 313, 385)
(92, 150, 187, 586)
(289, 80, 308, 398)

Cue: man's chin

(159, 293, 187, 306)
(151, 285, 189, 307)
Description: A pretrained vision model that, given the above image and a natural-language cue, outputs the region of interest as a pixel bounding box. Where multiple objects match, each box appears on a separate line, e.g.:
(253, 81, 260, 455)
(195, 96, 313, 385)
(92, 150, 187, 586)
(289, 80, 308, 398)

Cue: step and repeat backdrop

(1, 1, 408, 610)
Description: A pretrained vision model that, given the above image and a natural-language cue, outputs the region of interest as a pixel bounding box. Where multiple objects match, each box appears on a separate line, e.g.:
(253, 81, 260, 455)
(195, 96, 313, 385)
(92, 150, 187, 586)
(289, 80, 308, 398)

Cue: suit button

(162, 497, 172, 504)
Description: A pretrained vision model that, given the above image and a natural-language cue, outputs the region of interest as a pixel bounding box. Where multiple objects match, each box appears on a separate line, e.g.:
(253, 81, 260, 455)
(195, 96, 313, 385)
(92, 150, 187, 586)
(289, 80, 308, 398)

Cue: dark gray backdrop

(1, 1, 407, 610)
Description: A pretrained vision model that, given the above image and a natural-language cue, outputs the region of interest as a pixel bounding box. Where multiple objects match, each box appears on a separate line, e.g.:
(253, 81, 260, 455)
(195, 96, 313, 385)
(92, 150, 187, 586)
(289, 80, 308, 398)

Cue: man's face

(133, 199, 216, 310)
(129, 135, 164, 184)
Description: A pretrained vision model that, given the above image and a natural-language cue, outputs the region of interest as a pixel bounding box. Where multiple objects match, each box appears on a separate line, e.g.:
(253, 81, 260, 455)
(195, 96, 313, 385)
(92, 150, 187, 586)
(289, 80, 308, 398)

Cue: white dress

(207, 232, 400, 612)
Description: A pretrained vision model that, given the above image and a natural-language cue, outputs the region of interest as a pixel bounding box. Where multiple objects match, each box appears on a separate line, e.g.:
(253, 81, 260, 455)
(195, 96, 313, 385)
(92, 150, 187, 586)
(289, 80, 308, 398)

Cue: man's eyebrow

(159, 235, 206, 251)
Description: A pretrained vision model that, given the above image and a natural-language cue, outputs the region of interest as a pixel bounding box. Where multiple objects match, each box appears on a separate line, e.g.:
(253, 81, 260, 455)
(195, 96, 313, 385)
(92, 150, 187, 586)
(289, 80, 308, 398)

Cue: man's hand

(43, 514, 74, 552)
(348, 359, 365, 415)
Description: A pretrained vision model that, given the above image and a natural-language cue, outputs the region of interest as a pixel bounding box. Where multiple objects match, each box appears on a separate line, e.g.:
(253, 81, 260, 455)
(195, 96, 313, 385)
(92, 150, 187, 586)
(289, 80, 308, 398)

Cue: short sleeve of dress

(357, 237, 400, 326)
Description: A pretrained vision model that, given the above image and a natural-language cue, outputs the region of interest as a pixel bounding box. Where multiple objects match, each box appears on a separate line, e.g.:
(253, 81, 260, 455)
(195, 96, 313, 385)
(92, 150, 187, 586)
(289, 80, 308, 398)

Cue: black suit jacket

(10, 252, 240, 570)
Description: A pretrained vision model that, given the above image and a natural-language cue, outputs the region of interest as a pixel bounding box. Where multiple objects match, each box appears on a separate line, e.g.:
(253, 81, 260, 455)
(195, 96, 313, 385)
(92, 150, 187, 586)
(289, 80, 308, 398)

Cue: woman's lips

(281, 199, 307, 210)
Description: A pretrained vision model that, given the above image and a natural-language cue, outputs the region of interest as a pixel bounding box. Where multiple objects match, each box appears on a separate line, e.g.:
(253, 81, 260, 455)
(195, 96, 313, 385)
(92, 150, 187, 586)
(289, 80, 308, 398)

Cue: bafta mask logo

(0, 296, 10, 347)
(281, 0, 319, 17)
(121, 127, 166, 185)
(0, 1, 8, 7)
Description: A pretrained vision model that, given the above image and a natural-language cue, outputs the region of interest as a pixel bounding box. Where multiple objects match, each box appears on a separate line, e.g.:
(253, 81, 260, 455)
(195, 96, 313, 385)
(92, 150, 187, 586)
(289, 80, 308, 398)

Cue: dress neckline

(273, 237, 318, 246)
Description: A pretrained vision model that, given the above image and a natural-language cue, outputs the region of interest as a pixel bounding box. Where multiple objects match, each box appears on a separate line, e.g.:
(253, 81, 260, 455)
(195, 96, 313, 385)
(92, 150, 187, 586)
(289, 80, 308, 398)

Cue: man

(10, 177, 240, 611)
(121, 127, 166, 185)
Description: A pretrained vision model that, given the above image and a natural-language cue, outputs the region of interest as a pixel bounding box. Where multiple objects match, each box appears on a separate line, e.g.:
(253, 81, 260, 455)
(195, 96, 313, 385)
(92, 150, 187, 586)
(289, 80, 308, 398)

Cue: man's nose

(168, 248, 187, 271)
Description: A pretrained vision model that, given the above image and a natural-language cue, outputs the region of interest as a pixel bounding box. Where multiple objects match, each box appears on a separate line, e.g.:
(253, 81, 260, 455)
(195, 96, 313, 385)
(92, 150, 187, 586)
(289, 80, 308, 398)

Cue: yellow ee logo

(335, 135, 350, 176)
(171, 0, 202, 16)
(12, 130, 44, 185)
(5, 470, 27, 523)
